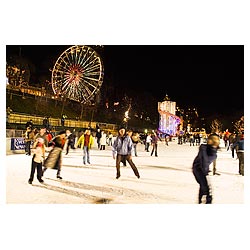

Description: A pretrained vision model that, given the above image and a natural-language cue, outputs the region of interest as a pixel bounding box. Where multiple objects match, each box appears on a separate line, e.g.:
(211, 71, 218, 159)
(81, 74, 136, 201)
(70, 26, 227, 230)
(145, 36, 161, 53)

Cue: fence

(7, 113, 118, 133)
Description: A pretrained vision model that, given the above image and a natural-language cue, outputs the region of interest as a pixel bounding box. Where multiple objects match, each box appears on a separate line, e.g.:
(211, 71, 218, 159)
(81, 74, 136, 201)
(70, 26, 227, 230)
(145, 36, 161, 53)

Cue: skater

(28, 138, 45, 184)
(100, 130, 107, 150)
(131, 131, 140, 157)
(145, 133, 152, 152)
(107, 132, 113, 146)
(76, 128, 94, 165)
(96, 128, 102, 149)
(42, 130, 66, 179)
(112, 127, 140, 179)
(34, 127, 49, 147)
(233, 132, 244, 176)
(192, 133, 220, 204)
(23, 126, 33, 155)
(165, 133, 170, 146)
(65, 129, 76, 155)
(151, 131, 160, 157)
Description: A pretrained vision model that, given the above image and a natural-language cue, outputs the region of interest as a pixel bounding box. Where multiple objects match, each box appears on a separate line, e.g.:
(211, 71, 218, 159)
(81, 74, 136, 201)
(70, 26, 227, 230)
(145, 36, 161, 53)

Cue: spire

(164, 93, 170, 101)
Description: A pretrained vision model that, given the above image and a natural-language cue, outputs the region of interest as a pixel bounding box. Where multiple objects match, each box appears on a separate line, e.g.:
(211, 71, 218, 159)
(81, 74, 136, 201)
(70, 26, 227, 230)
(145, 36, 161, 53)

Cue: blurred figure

(65, 129, 76, 155)
(96, 128, 101, 149)
(61, 114, 67, 127)
(192, 133, 220, 204)
(233, 133, 244, 176)
(100, 130, 107, 150)
(131, 131, 140, 156)
(25, 119, 33, 129)
(223, 129, 230, 149)
(165, 133, 170, 146)
(151, 132, 160, 157)
(28, 138, 45, 184)
(23, 126, 33, 155)
(107, 132, 113, 146)
(76, 129, 94, 165)
(33, 127, 48, 147)
(229, 133, 237, 158)
(112, 127, 140, 179)
(145, 133, 152, 152)
(43, 130, 66, 179)
(189, 133, 195, 146)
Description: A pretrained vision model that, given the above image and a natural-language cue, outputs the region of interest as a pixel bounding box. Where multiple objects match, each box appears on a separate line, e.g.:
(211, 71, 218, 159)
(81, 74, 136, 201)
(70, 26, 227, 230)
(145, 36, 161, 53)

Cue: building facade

(158, 99, 181, 136)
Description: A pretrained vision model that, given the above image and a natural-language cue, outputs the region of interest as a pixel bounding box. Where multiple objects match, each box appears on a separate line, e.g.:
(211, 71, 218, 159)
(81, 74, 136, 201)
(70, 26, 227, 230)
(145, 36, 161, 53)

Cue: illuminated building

(158, 94, 181, 136)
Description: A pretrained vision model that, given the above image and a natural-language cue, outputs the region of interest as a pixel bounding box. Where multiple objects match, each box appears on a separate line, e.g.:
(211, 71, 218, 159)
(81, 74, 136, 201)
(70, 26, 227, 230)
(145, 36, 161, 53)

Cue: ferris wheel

(51, 45, 104, 103)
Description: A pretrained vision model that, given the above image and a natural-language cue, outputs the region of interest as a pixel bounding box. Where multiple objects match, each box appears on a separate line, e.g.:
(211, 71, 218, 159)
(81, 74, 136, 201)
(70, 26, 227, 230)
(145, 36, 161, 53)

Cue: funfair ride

(51, 45, 104, 104)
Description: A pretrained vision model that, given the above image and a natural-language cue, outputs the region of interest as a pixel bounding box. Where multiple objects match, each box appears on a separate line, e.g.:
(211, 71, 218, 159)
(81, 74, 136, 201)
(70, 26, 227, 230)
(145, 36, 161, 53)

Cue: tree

(210, 119, 222, 134)
(233, 116, 244, 134)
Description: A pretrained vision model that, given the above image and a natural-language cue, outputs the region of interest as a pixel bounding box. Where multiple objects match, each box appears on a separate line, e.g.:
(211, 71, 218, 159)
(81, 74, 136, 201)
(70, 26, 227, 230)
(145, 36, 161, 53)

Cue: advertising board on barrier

(10, 138, 25, 150)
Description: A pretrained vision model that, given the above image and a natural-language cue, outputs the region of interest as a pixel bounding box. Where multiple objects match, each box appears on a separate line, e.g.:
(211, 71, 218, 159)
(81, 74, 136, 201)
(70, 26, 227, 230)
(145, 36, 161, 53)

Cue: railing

(6, 113, 119, 137)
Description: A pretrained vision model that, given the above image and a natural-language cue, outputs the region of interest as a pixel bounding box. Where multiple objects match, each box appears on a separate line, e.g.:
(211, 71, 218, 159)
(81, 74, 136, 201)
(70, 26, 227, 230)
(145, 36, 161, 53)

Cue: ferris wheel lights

(51, 45, 103, 104)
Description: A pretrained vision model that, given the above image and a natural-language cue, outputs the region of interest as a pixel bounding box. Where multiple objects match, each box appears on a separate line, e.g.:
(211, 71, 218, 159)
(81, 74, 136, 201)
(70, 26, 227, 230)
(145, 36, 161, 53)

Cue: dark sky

(6, 45, 244, 117)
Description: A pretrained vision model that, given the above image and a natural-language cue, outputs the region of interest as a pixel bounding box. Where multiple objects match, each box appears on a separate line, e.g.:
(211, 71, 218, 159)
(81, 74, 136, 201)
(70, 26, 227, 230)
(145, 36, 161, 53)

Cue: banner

(11, 138, 25, 150)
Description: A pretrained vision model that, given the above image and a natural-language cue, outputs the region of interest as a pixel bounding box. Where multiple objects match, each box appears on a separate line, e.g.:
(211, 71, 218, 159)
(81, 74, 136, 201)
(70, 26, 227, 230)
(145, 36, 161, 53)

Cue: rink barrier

(6, 138, 25, 155)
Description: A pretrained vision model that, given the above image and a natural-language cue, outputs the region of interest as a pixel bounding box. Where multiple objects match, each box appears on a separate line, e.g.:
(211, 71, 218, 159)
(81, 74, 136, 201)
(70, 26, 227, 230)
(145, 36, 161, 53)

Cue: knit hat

(118, 126, 126, 131)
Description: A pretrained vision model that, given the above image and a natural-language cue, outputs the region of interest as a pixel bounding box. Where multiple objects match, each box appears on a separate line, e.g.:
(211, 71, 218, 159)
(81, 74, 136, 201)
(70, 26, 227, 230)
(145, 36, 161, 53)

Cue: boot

(206, 195, 212, 204)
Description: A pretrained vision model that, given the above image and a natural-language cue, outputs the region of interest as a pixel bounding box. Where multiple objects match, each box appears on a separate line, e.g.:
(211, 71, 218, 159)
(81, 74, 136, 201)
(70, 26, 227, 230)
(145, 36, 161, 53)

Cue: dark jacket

(233, 139, 244, 152)
(192, 144, 217, 175)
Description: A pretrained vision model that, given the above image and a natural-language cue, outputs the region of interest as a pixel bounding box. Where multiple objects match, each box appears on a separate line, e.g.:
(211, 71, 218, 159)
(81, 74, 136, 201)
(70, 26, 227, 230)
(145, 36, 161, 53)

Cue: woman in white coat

(100, 131, 107, 150)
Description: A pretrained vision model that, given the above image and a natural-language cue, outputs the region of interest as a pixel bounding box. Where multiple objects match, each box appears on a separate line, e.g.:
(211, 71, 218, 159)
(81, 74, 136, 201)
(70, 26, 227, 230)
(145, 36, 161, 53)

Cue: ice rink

(5, 139, 244, 204)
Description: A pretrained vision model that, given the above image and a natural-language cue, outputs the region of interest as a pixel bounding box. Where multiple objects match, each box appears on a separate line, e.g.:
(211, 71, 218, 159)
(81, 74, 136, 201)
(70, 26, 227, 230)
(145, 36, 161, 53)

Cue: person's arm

(200, 145, 210, 175)
(112, 137, 118, 159)
(127, 137, 133, 155)
(76, 135, 83, 148)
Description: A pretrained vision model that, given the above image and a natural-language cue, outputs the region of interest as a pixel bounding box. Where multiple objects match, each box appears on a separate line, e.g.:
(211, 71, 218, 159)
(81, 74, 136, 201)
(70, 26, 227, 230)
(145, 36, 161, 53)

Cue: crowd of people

(23, 122, 244, 204)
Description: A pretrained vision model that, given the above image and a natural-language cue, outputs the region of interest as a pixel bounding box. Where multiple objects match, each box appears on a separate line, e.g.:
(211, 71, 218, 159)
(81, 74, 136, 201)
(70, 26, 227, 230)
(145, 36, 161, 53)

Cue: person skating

(23, 126, 33, 155)
(76, 129, 94, 165)
(150, 131, 160, 157)
(65, 129, 76, 155)
(233, 132, 244, 176)
(28, 138, 45, 184)
(192, 133, 220, 204)
(112, 127, 140, 179)
(42, 130, 66, 179)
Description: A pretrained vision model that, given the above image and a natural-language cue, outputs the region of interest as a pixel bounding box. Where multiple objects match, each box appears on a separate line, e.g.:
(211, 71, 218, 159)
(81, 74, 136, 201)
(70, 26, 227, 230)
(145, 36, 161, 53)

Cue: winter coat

(112, 135, 133, 156)
(100, 132, 107, 146)
(77, 134, 94, 149)
(233, 139, 244, 152)
(32, 145, 45, 163)
(192, 144, 217, 175)
(151, 134, 159, 144)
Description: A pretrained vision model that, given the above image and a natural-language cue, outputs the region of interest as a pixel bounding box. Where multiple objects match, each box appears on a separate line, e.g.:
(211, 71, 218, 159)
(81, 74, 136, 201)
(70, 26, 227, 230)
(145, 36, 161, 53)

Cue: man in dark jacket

(233, 133, 244, 176)
(192, 133, 220, 204)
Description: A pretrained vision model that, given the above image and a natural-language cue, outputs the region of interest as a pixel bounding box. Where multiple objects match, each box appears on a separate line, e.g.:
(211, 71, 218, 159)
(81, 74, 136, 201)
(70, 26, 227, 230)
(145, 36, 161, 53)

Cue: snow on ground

(5, 140, 244, 204)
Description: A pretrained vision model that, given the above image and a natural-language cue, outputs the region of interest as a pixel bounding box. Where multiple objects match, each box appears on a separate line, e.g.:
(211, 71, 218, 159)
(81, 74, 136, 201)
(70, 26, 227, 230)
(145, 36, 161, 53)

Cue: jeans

(83, 146, 90, 164)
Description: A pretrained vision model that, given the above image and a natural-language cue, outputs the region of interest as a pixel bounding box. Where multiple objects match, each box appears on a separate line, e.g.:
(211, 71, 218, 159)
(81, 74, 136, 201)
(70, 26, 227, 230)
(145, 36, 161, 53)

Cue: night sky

(6, 45, 244, 117)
